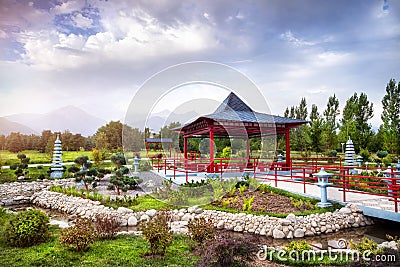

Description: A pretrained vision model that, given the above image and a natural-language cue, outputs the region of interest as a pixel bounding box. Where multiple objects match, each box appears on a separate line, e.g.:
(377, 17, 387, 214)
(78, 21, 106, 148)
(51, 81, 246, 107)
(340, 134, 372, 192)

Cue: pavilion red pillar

(184, 136, 188, 159)
(209, 127, 214, 172)
(285, 128, 291, 168)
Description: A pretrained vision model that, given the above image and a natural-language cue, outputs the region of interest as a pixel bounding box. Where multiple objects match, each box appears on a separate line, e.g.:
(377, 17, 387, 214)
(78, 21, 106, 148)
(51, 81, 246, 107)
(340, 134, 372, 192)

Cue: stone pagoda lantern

(50, 134, 64, 179)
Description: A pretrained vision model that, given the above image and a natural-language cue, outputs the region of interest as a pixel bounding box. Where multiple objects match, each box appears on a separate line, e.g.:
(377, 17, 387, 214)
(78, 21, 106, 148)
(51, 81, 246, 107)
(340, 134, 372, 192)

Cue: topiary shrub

(187, 217, 215, 245)
(376, 150, 389, 159)
(59, 217, 96, 251)
(5, 209, 50, 247)
(139, 211, 173, 256)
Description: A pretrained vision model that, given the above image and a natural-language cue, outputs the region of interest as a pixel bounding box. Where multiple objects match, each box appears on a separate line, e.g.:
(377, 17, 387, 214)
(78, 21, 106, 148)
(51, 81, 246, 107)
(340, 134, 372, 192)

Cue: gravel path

(73, 171, 166, 198)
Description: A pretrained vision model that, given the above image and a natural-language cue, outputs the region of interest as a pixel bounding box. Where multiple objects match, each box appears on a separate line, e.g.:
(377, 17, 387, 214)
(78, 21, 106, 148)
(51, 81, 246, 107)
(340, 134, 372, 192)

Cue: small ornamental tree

(109, 166, 142, 195)
(111, 152, 126, 169)
(73, 156, 97, 190)
(109, 166, 129, 195)
(13, 153, 30, 177)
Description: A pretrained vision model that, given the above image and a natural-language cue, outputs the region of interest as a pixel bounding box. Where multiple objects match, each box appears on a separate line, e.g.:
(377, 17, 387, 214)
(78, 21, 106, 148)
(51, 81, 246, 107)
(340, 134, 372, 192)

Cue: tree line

(0, 122, 144, 154)
(283, 78, 400, 156)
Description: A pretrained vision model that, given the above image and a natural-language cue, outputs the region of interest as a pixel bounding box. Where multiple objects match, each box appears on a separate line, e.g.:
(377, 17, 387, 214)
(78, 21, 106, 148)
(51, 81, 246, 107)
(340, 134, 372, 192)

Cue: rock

(217, 220, 225, 229)
(117, 207, 133, 214)
(178, 212, 185, 218)
(286, 213, 297, 224)
(128, 216, 138, 226)
(311, 220, 318, 228)
(187, 206, 198, 213)
(272, 229, 285, 239)
(339, 207, 352, 215)
(140, 214, 150, 222)
(287, 231, 293, 239)
(260, 227, 267, 236)
(320, 226, 327, 232)
(145, 209, 157, 217)
(120, 218, 128, 227)
(181, 214, 193, 222)
(17, 176, 25, 181)
(305, 230, 314, 237)
(234, 225, 244, 232)
(348, 204, 362, 213)
(294, 229, 305, 238)
(280, 219, 291, 226)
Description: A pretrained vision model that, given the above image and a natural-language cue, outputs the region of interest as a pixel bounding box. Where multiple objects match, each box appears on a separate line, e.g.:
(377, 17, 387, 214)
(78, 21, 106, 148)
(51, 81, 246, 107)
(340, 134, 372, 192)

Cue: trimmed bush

(195, 232, 258, 267)
(59, 217, 96, 251)
(5, 209, 50, 247)
(187, 217, 215, 244)
(139, 211, 173, 255)
(94, 214, 120, 240)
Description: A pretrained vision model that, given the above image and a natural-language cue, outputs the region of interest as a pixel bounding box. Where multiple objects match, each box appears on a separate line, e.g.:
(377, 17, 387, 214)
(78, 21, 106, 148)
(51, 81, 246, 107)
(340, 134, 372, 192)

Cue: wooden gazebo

(173, 92, 307, 172)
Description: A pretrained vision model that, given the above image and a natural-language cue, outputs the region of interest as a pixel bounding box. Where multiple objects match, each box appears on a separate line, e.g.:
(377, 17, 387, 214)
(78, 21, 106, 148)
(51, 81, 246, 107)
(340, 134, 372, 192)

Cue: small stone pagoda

(344, 137, 355, 166)
(50, 134, 63, 178)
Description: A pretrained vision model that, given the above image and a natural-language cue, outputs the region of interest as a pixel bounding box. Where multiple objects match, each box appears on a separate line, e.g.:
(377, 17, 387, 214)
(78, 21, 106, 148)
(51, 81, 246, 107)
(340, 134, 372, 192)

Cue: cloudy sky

(0, 0, 399, 128)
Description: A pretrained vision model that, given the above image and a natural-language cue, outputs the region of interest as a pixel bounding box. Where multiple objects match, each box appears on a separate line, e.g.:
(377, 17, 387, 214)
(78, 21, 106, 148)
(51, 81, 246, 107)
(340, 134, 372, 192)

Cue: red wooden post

(184, 136, 188, 159)
(209, 127, 214, 172)
(173, 157, 176, 180)
(303, 168, 306, 193)
(164, 158, 167, 175)
(285, 129, 291, 169)
(274, 167, 278, 187)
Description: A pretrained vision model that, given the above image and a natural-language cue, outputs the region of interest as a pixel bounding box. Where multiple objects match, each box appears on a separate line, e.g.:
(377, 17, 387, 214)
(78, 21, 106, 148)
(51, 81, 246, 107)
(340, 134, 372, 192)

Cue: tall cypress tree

(381, 79, 400, 155)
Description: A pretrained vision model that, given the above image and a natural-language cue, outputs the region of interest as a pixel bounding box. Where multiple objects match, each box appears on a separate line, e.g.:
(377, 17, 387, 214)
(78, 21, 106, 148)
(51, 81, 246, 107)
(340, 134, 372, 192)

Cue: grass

(129, 195, 172, 211)
(0, 225, 197, 267)
(0, 150, 93, 165)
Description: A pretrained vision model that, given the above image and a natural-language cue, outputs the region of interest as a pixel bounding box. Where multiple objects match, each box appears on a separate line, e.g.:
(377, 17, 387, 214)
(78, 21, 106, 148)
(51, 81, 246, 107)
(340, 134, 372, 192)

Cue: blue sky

(0, 0, 399, 128)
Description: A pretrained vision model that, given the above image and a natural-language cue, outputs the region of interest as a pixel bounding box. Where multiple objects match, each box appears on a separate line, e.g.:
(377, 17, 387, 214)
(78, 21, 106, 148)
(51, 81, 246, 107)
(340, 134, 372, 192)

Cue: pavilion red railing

(150, 156, 399, 212)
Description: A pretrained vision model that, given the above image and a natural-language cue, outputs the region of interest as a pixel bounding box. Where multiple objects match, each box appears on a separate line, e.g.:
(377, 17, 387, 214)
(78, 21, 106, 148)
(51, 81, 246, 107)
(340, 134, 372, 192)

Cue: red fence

(150, 157, 400, 213)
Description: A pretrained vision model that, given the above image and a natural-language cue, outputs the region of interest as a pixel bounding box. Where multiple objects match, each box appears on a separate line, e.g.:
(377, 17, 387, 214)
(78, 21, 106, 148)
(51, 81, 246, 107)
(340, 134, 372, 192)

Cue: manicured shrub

(377, 150, 389, 159)
(93, 214, 120, 240)
(5, 209, 50, 247)
(59, 217, 96, 251)
(349, 237, 381, 256)
(284, 240, 312, 259)
(139, 211, 173, 255)
(187, 217, 215, 244)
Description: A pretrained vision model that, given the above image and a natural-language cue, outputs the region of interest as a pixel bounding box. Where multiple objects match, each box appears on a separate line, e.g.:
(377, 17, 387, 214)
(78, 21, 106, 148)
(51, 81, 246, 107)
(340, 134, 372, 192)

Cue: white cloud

(0, 29, 7, 39)
(72, 13, 93, 29)
(315, 51, 350, 67)
(280, 31, 315, 46)
(51, 0, 85, 15)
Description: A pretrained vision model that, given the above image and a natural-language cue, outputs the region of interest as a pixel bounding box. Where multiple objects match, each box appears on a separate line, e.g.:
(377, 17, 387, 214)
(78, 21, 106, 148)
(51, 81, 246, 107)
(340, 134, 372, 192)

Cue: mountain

(125, 110, 199, 131)
(5, 106, 107, 136)
(0, 117, 37, 135)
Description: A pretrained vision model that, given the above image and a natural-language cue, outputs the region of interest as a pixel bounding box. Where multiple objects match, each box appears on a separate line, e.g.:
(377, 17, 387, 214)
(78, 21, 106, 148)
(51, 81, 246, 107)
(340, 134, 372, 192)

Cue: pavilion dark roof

(173, 92, 308, 136)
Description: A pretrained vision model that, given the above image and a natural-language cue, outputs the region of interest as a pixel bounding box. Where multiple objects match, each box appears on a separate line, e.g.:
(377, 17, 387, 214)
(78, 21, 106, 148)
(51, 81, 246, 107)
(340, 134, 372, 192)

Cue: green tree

(308, 104, 323, 153)
(39, 130, 52, 153)
(292, 98, 309, 151)
(322, 94, 340, 150)
(111, 152, 126, 169)
(92, 148, 104, 167)
(5, 132, 23, 153)
(339, 93, 373, 152)
(381, 79, 400, 155)
(95, 121, 123, 151)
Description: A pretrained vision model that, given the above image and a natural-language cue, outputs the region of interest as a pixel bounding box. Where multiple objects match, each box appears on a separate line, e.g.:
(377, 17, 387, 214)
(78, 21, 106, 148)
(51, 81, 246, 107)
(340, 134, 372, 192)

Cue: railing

(150, 156, 400, 213)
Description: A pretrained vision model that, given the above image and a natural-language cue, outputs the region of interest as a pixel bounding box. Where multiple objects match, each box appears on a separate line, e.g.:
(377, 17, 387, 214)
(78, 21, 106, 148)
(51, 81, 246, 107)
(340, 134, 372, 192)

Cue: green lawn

(0, 150, 94, 165)
(0, 226, 197, 267)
